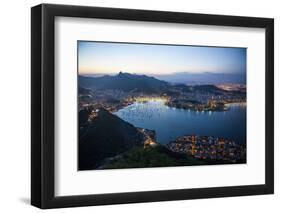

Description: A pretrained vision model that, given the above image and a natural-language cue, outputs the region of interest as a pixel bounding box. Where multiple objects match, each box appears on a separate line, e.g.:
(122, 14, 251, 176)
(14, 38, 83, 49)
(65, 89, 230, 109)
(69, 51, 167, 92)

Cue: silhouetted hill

(79, 72, 232, 96)
(192, 85, 226, 94)
(79, 72, 168, 93)
(79, 107, 145, 170)
(171, 84, 226, 94)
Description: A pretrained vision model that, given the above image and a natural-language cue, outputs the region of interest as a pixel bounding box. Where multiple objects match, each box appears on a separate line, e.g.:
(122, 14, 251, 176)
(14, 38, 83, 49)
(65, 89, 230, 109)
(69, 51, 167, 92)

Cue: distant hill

(192, 85, 226, 94)
(79, 107, 145, 170)
(154, 72, 246, 85)
(171, 84, 227, 95)
(79, 72, 168, 93)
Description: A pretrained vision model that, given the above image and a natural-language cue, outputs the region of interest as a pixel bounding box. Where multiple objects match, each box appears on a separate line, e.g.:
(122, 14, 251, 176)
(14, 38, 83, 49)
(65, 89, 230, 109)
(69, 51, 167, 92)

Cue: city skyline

(78, 41, 247, 77)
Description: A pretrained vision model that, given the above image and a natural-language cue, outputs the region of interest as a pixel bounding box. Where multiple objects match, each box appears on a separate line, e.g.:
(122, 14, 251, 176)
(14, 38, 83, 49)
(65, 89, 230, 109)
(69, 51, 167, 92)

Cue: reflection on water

(114, 100, 246, 145)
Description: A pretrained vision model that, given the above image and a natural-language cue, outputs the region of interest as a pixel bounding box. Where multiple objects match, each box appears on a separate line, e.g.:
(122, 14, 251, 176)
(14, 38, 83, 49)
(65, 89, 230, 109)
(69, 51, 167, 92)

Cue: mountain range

(79, 72, 233, 95)
(79, 72, 168, 93)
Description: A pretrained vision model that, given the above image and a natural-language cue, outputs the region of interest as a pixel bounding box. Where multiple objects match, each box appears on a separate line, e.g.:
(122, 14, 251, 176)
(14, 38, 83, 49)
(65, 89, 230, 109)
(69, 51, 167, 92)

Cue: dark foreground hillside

(100, 145, 205, 169)
(98, 145, 244, 169)
(79, 107, 145, 170)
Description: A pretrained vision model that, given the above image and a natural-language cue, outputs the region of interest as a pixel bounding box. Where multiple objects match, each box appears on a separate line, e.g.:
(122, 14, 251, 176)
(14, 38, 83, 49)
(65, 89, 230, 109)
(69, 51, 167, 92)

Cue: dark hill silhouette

(79, 72, 230, 95)
(192, 85, 225, 94)
(171, 84, 226, 94)
(79, 72, 168, 93)
(79, 107, 145, 170)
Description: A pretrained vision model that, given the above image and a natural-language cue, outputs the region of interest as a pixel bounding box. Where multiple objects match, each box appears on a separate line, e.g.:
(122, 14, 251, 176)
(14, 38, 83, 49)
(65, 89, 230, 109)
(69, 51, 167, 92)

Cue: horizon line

(79, 71, 245, 76)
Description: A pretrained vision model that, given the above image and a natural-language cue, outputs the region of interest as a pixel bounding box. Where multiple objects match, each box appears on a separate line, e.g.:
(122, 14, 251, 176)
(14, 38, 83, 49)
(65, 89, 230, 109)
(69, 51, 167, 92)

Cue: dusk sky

(78, 41, 246, 76)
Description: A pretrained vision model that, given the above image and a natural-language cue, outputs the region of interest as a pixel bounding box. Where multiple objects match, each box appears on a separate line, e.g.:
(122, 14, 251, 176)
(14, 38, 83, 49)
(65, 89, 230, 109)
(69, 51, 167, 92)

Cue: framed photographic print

(31, 4, 274, 209)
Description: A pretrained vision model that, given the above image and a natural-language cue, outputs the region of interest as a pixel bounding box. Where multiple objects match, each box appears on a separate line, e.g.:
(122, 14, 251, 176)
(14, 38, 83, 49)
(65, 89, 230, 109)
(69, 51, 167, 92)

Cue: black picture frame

(31, 3, 274, 209)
